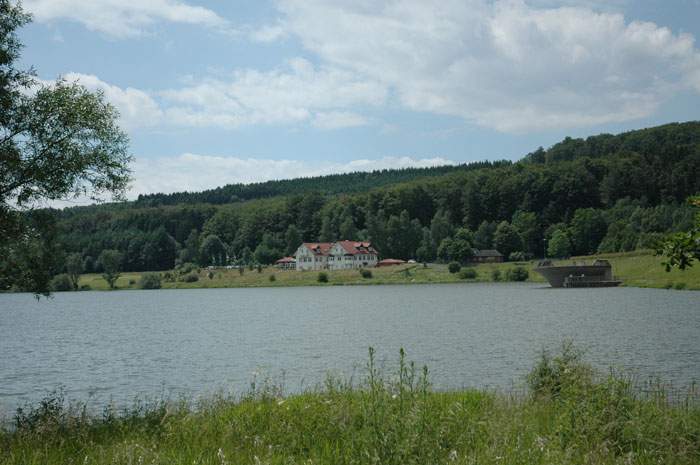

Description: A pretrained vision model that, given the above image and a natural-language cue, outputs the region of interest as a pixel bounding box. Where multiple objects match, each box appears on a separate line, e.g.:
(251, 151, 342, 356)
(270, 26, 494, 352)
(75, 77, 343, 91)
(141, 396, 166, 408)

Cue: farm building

(470, 249, 504, 263)
(295, 241, 379, 271)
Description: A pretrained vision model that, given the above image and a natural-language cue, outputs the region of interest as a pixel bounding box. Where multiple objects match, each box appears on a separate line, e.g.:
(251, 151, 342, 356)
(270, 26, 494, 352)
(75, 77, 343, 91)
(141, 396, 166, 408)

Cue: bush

(360, 269, 373, 279)
(207, 271, 214, 280)
(183, 273, 199, 283)
(663, 282, 673, 289)
(50, 274, 73, 292)
(176, 262, 198, 275)
(508, 251, 526, 262)
(448, 262, 461, 273)
(527, 340, 593, 399)
(257, 264, 263, 273)
(79, 284, 91, 291)
(491, 269, 502, 282)
(458, 268, 477, 279)
(269, 274, 276, 282)
(128, 279, 136, 286)
(238, 267, 244, 275)
(317, 272, 329, 283)
(673, 282, 686, 290)
(505, 266, 529, 281)
(139, 273, 162, 290)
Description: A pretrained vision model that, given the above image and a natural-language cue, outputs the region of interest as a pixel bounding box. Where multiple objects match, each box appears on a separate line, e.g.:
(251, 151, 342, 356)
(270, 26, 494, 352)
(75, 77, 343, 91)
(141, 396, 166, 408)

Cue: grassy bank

(76, 250, 700, 291)
(2, 346, 698, 464)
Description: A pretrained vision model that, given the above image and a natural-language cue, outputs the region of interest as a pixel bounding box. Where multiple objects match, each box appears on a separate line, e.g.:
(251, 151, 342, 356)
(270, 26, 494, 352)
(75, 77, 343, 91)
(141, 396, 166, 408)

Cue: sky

(17, 0, 700, 200)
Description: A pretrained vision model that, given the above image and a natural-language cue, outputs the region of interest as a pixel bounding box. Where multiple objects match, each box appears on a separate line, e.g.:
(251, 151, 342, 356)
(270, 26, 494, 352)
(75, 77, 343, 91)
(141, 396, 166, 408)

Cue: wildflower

(535, 435, 547, 452)
(448, 450, 458, 461)
(217, 448, 228, 465)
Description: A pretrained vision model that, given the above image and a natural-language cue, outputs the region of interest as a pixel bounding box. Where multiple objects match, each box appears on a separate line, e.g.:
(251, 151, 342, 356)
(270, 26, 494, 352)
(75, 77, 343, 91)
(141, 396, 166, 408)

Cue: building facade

(295, 241, 378, 271)
(470, 249, 504, 263)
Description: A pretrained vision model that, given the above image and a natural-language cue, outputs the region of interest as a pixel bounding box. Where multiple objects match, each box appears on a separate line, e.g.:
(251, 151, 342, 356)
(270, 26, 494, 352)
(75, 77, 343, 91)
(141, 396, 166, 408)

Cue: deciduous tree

(65, 253, 83, 290)
(494, 221, 523, 259)
(98, 249, 122, 289)
(0, 2, 131, 294)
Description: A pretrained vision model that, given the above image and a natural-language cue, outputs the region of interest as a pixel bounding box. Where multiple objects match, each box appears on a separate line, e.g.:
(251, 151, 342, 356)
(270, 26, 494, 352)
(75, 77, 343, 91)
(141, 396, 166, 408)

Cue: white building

(295, 241, 379, 271)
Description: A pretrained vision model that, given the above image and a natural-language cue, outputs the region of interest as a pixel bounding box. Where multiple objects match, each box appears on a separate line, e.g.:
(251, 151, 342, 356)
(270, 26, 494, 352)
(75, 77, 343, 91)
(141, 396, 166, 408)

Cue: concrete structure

(534, 259, 621, 288)
(275, 256, 296, 270)
(295, 241, 378, 271)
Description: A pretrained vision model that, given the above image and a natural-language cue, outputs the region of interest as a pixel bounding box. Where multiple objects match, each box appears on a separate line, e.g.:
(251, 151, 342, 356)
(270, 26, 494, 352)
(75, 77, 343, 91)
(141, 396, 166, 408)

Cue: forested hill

(135, 120, 700, 207)
(50, 121, 700, 277)
(134, 160, 509, 207)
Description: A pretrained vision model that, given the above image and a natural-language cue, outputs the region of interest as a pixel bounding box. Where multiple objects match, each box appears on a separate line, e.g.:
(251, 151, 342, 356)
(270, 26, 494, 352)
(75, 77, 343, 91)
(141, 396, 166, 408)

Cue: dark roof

(473, 249, 503, 257)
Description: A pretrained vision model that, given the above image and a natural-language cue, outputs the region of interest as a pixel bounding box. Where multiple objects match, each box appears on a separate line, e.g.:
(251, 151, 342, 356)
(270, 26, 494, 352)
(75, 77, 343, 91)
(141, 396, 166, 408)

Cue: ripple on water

(0, 284, 698, 415)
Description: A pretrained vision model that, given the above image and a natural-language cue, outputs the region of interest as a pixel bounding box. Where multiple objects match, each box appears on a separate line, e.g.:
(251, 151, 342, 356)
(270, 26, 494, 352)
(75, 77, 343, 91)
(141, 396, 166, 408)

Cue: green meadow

(76, 250, 700, 291)
(2, 345, 698, 465)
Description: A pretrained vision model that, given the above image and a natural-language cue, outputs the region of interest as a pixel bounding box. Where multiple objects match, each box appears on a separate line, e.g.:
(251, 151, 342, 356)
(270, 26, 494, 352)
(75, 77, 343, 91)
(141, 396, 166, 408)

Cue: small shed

(275, 256, 296, 270)
(471, 249, 504, 263)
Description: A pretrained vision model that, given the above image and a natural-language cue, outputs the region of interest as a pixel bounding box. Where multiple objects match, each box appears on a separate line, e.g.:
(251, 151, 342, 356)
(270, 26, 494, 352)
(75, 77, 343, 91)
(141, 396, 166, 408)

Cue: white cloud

(45, 61, 384, 131)
(525, 0, 630, 11)
(61, 73, 163, 130)
(32, 1, 700, 134)
(23, 0, 227, 37)
(130, 154, 454, 197)
(311, 111, 369, 129)
(272, 0, 700, 132)
(158, 58, 386, 129)
(250, 21, 289, 43)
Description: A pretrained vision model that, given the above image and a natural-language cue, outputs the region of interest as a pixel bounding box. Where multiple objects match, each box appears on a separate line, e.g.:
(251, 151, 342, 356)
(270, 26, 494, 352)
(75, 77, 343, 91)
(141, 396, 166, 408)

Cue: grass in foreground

(2, 344, 698, 465)
(76, 250, 700, 291)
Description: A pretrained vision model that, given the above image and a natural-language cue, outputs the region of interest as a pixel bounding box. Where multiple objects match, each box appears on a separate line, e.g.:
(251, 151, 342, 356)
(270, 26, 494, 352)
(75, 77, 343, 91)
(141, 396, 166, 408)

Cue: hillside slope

(45, 121, 700, 277)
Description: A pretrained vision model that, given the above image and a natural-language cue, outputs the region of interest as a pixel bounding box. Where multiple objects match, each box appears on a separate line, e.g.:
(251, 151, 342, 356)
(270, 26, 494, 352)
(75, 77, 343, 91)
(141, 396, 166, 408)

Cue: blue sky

(18, 0, 700, 198)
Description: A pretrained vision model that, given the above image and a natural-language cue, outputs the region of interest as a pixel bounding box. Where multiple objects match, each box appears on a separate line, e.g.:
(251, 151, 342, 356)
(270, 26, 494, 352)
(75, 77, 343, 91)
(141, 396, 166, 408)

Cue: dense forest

(134, 162, 507, 206)
(46, 122, 700, 275)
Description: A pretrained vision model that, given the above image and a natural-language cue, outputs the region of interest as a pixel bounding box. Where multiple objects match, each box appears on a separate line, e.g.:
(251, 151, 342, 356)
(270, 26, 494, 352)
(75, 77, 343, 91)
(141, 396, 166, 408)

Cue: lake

(1, 283, 698, 418)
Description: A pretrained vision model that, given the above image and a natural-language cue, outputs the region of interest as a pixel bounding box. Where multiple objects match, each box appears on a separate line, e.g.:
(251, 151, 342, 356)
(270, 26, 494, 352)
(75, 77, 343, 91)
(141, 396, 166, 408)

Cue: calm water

(1, 284, 698, 417)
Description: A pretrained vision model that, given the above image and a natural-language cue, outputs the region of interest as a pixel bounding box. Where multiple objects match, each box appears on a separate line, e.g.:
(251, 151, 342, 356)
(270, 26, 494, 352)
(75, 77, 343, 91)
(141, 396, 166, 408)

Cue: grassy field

(2, 345, 698, 465)
(77, 250, 700, 291)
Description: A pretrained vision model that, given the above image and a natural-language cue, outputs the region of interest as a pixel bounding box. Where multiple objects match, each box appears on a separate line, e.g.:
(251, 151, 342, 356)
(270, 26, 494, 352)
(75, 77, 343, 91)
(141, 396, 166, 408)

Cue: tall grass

(2, 345, 698, 464)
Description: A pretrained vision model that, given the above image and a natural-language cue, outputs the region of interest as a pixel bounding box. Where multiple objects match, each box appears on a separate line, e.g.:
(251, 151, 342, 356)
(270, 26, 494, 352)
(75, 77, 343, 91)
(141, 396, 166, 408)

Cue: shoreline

(76, 251, 700, 292)
(3, 251, 697, 295)
(2, 347, 698, 464)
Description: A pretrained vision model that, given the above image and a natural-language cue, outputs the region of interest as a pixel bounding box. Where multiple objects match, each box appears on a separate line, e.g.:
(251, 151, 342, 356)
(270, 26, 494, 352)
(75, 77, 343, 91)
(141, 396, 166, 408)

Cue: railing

(563, 274, 620, 288)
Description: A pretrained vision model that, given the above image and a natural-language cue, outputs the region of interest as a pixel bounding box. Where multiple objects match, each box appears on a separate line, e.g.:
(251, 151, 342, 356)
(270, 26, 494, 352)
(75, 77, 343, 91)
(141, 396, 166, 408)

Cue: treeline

(134, 161, 507, 207)
(51, 122, 700, 274)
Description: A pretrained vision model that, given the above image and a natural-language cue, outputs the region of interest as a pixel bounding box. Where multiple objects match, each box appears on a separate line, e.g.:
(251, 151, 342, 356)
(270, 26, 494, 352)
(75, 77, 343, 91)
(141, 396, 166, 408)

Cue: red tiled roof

(377, 258, 406, 266)
(275, 256, 296, 263)
(302, 242, 333, 255)
(335, 240, 378, 255)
